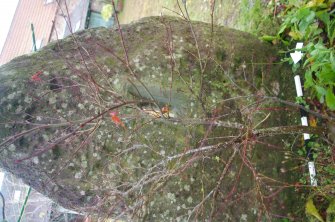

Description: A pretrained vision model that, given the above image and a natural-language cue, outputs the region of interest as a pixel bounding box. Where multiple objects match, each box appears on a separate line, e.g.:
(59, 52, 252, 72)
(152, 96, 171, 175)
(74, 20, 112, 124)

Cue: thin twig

(0, 191, 5, 221)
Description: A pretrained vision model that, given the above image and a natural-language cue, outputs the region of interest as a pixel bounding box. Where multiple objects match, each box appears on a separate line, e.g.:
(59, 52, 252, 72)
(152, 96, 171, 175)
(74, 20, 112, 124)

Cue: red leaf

(31, 71, 43, 82)
(109, 112, 126, 128)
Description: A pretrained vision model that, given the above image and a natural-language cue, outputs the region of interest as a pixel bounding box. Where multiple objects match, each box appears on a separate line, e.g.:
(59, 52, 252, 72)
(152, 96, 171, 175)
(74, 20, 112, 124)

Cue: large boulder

(0, 16, 301, 221)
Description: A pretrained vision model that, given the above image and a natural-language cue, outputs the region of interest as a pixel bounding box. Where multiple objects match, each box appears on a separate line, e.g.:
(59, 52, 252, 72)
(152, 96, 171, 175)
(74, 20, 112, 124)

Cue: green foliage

(327, 199, 335, 222)
(262, 0, 335, 110)
(260, 35, 280, 42)
(101, 4, 114, 21)
(296, 96, 310, 108)
(305, 198, 324, 222)
(303, 41, 335, 107)
(326, 87, 335, 110)
(296, 135, 334, 186)
(294, 132, 334, 219)
(239, 0, 280, 36)
(306, 198, 325, 222)
(304, 198, 335, 222)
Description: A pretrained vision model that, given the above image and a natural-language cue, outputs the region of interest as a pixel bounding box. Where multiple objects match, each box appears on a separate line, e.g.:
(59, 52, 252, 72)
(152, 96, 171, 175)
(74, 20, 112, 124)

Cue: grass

(118, 0, 277, 36)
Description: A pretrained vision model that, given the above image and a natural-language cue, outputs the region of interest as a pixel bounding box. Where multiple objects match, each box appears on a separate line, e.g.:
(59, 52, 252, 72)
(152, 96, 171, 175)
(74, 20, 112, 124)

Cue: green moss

(92, 161, 103, 171)
(215, 48, 227, 61)
(52, 146, 63, 160)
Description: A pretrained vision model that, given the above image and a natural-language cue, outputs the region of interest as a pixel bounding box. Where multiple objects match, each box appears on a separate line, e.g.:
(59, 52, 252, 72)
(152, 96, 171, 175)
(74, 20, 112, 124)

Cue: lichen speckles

(143, 49, 152, 56)
(48, 96, 57, 104)
(74, 172, 82, 179)
(8, 144, 16, 152)
(24, 96, 32, 103)
(271, 81, 280, 95)
(61, 103, 68, 109)
(183, 184, 190, 192)
(77, 103, 85, 110)
(53, 186, 59, 192)
(81, 161, 88, 168)
(32, 157, 39, 165)
(7, 92, 16, 100)
(240, 214, 248, 221)
(166, 193, 176, 203)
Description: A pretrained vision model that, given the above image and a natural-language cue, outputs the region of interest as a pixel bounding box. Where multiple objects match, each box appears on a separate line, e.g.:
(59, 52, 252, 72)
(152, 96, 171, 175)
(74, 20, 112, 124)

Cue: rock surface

(0, 16, 300, 221)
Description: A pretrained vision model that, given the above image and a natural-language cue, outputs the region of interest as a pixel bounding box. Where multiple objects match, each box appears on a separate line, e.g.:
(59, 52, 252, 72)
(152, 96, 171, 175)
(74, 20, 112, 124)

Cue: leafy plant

(304, 197, 335, 222)
(240, 0, 281, 36)
(326, 199, 335, 222)
(262, 0, 335, 110)
(304, 41, 335, 108)
(260, 1, 335, 220)
(101, 4, 114, 21)
(101, 0, 121, 21)
(306, 198, 324, 222)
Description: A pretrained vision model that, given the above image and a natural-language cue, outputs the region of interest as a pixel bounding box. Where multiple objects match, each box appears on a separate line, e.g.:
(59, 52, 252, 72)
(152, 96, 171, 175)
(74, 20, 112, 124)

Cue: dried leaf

(306, 198, 325, 222)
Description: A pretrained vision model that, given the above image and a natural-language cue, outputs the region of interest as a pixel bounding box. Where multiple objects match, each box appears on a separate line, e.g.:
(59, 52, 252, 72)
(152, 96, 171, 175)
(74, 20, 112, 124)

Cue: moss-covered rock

(0, 16, 301, 220)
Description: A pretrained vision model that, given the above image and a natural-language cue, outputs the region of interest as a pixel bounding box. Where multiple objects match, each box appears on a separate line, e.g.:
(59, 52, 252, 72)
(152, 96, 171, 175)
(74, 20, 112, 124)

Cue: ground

(118, 0, 241, 28)
(118, 0, 277, 36)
